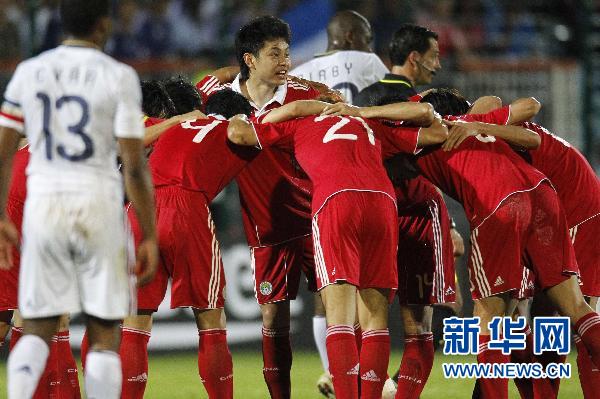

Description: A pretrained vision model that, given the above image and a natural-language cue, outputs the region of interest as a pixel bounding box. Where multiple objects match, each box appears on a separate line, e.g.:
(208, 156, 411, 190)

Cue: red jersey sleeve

(450, 106, 510, 125)
(253, 121, 296, 151)
(367, 119, 420, 158)
(195, 74, 224, 105)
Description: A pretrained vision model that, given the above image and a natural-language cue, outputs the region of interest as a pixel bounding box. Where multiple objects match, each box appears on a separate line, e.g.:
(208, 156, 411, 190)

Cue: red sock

(8, 326, 22, 351)
(120, 327, 151, 399)
(511, 326, 533, 399)
(533, 350, 565, 398)
(360, 329, 390, 399)
(57, 330, 81, 399)
(198, 329, 233, 399)
(476, 335, 509, 399)
(33, 335, 60, 399)
(262, 327, 292, 399)
(326, 325, 359, 399)
(575, 333, 600, 398)
(395, 333, 434, 399)
(354, 323, 362, 354)
(575, 312, 600, 368)
(80, 330, 89, 370)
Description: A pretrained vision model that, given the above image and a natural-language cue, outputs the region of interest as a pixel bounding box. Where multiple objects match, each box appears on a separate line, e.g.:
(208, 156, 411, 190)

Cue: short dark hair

(235, 16, 291, 80)
(420, 88, 470, 116)
(60, 0, 110, 37)
(162, 76, 202, 114)
(205, 89, 253, 118)
(141, 80, 177, 119)
(389, 24, 438, 66)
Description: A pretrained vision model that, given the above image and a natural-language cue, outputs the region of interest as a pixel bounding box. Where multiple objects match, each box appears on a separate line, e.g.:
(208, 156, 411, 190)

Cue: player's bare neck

(62, 38, 101, 50)
(243, 77, 278, 109)
(390, 65, 416, 86)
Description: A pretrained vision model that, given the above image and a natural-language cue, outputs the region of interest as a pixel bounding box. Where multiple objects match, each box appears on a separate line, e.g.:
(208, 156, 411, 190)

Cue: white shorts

(19, 191, 134, 320)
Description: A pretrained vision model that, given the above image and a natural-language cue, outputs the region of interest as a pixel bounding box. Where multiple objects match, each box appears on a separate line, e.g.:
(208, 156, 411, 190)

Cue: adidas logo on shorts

(445, 286, 455, 296)
(494, 276, 505, 287)
(361, 369, 380, 382)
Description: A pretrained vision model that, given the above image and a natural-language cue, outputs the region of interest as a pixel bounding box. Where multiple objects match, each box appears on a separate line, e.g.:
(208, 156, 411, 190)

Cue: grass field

(0, 350, 584, 398)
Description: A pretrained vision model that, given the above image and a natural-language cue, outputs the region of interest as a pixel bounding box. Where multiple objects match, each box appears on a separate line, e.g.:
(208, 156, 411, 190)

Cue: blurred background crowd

(0, 0, 588, 63)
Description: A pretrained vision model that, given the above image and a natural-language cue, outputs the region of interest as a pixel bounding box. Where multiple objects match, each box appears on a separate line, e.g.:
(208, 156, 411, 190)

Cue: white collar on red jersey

(230, 74, 287, 114)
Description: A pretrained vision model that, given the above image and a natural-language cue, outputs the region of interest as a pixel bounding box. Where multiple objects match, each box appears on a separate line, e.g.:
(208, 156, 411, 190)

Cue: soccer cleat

(381, 377, 397, 399)
(317, 372, 336, 398)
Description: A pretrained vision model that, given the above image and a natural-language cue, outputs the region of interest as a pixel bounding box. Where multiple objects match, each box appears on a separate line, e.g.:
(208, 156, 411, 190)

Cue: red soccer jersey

(394, 174, 442, 212)
(414, 109, 547, 228)
(149, 117, 259, 202)
(456, 107, 600, 227)
(521, 122, 600, 227)
(198, 74, 321, 246)
(252, 115, 418, 214)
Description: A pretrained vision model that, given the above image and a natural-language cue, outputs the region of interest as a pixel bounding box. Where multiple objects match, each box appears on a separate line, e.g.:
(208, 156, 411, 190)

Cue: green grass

(0, 351, 584, 398)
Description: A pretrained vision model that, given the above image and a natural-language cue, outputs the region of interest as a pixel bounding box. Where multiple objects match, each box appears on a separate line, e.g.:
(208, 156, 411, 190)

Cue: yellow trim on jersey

(142, 115, 149, 122)
(379, 79, 412, 88)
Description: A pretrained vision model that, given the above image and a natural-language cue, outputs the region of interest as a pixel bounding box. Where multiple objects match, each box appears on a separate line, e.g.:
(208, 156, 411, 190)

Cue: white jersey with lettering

(0, 45, 144, 196)
(291, 50, 388, 104)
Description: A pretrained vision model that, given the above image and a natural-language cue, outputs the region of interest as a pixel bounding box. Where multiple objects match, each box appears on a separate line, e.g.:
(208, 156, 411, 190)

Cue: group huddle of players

(1, 6, 600, 399)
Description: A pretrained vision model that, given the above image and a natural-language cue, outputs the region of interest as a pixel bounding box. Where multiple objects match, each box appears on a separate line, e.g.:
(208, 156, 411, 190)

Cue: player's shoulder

(285, 77, 311, 92)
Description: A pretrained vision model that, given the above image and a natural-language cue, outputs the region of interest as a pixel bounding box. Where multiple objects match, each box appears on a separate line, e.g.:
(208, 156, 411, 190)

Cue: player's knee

(260, 302, 290, 328)
(194, 308, 226, 330)
(85, 315, 121, 352)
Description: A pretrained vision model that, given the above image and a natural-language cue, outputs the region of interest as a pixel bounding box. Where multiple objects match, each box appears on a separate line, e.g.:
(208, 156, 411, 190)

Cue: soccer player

(290, 9, 388, 392)
(410, 88, 600, 398)
(120, 86, 258, 399)
(438, 94, 600, 398)
(0, 1, 158, 398)
(227, 98, 447, 399)
(196, 16, 325, 398)
(291, 10, 388, 104)
(354, 24, 440, 106)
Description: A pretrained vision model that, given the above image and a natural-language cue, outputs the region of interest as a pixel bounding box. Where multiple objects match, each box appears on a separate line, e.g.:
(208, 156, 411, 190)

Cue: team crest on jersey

(259, 281, 273, 295)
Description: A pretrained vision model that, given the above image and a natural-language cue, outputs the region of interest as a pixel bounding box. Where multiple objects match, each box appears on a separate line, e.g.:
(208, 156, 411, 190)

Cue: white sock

(313, 315, 329, 372)
(85, 351, 122, 399)
(7, 334, 50, 399)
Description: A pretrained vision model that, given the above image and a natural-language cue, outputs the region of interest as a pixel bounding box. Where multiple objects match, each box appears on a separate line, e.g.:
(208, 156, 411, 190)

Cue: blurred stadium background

(0, 0, 598, 397)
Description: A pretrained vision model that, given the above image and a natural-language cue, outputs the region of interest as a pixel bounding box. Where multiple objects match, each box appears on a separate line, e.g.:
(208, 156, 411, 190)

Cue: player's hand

(0, 218, 18, 270)
(176, 110, 207, 122)
(135, 238, 159, 287)
(442, 120, 479, 151)
(321, 102, 360, 117)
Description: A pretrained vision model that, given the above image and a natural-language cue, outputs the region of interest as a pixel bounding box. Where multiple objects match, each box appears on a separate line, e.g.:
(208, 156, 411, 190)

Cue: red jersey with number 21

(253, 115, 420, 214)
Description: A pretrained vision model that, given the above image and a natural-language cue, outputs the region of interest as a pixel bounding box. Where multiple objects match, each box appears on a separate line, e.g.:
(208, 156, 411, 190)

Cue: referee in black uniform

(354, 24, 440, 106)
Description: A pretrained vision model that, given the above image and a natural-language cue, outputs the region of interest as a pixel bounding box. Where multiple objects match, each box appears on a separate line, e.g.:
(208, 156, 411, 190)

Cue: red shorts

(469, 183, 578, 300)
(132, 187, 225, 311)
(312, 191, 398, 291)
(0, 200, 23, 312)
(571, 214, 600, 297)
(252, 235, 317, 304)
(397, 198, 456, 304)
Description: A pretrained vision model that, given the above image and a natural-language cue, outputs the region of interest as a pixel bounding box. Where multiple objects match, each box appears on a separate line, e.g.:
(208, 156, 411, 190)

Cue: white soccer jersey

(0, 45, 144, 195)
(291, 50, 388, 104)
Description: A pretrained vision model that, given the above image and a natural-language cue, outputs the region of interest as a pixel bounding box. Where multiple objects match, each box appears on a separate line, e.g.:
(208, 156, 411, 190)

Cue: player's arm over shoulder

(227, 115, 258, 146)
(260, 100, 330, 124)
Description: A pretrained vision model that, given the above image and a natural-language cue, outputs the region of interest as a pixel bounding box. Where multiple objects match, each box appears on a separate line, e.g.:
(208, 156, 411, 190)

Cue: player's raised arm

(143, 110, 207, 146)
(260, 100, 330, 123)
(322, 101, 435, 126)
(443, 120, 540, 151)
(416, 116, 449, 146)
(227, 115, 259, 146)
(0, 126, 21, 269)
(287, 75, 345, 103)
(506, 97, 541, 125)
